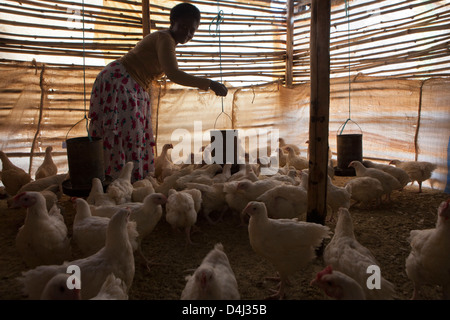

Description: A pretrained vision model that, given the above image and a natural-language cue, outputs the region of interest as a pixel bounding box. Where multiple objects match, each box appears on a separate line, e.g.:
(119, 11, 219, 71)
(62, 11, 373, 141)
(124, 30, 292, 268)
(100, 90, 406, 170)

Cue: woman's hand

(209, 80, 228, 96)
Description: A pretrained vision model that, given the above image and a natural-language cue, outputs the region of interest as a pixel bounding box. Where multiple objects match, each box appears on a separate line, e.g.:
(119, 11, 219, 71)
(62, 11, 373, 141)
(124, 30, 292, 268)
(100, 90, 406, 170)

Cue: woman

(88, 3, 227, 182)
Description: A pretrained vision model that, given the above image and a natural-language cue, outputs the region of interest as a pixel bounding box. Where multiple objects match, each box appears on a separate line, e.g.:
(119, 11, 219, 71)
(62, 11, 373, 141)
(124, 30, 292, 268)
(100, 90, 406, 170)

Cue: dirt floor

(0, 175, 448, 301)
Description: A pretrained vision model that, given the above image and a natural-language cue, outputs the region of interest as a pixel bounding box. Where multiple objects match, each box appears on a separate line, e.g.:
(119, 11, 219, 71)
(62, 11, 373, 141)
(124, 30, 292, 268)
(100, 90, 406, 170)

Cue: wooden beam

(285, 0, 294, 87)
(307, 0, 331, 226)
(142, 0, 150, 37)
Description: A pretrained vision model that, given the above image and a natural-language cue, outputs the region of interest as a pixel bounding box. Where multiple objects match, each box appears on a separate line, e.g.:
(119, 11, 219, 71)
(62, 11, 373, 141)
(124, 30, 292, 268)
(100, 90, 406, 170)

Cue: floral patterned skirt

(88, 60, 155, 182)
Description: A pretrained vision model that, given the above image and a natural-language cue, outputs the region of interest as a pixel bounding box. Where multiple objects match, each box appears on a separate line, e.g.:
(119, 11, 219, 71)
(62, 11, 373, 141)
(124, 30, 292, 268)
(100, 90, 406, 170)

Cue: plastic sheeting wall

(153, 76, 449, 190)
(0, 61, 449, 191)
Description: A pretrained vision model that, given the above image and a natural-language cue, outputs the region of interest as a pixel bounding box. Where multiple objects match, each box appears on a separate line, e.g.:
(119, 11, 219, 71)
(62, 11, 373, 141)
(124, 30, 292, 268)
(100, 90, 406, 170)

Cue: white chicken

(256, 184, 307, 220)
(362, 160, 411, 190)
(88, 193, 166, 268)
(278, 137, 301, 155)
(389, 159, 437, 193)
(269, 148, 287, 171)
(91, 273, 128, 300)
(89, 193, 165, 238)
(181, 243, 240, 300)
(235, 178, 283, 224)
(344, 176, 384, 208)
(212, 163, 232, 183)
(175, 164, 223, 189)
(0, 150, 33, 195)
(40, 272, 128, 300)
(405, 199, 450, 300)
(244, 201, 331, 299)
(305, 139, 333, 162)
(86, 177, 115, 206)
(299, 170, 351, 221)
(325, 175, 351, 222)
(165, 188, 198, 245)
(35, 146, 58, 180)
(285, 146, 309, 171)
(128, 192, 167, 267)
(223, 180, 252, 225)
(145, 173, 160, 190)
(13, 191, 71, 268)
(19, 208, 135, 300)
(106, 161, 134, 204)
(298, 169, 309, 191)
(39, 187, 60, 211)
(40, 273, 81, 300)
(154, 143, 176, 182)
(181, 188, 202, 216)
(310, 265, 366, 300)
(131, 178, 155, 202)
(8, 185, 60, 211)
(14, 173, 68, 195)
(324, 207, 396, 300)
(8, 173, 67, 211)
(228, 163, 258, 182)
(236, 179, 283, 201)
(185, 182, 228, 224)
(128, 193, 167, 243)
(260, 167, 300, 186)
(349, 160, 401, 202)
(154, 165, 194, 196)
(72, 197, 139, 257)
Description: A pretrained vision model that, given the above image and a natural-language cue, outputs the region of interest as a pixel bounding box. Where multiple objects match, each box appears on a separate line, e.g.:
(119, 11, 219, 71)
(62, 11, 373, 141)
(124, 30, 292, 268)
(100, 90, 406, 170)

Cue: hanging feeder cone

(208, 9, 241, 174)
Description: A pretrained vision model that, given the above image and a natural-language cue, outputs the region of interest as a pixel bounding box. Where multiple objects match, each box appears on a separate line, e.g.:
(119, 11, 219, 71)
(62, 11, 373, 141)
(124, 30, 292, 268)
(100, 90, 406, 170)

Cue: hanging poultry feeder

(61, 4, 112, 197)
(210, 129, 241, 175)
(332, 0, 364, 177)
(62, 136, 111, 197)
(334, 119, 363, 176)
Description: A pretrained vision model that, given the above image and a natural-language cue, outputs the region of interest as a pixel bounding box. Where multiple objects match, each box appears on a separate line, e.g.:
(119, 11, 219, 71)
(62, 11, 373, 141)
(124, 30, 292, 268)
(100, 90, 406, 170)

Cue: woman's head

(169, 3, 201, 44)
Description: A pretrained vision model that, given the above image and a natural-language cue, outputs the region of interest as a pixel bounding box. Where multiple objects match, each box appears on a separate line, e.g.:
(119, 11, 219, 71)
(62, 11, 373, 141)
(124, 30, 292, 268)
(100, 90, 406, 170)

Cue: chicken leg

(264, 273, 290, 300)
(137, 245, 168, 272)
(411, 284, 421, 300)
(185, 226, 196, 246)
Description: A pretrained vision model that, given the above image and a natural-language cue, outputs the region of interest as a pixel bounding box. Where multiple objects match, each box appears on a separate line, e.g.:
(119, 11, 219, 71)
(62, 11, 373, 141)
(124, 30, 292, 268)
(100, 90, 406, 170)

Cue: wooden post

(307, 0, 331, 227)
(285, 0, 294, 87)
(142, 0, 150, 37)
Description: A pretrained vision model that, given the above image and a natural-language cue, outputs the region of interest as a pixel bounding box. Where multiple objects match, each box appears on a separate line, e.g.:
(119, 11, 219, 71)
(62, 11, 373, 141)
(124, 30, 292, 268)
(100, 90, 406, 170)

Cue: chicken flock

(0, 139, 446, 300)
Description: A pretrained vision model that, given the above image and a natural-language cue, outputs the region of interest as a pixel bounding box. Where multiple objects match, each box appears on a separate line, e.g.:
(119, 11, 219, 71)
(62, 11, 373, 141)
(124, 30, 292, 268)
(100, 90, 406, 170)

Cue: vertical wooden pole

(285, 0, 294, 87)
(142, 0, 150, 37)
(307, 0, 331, 226)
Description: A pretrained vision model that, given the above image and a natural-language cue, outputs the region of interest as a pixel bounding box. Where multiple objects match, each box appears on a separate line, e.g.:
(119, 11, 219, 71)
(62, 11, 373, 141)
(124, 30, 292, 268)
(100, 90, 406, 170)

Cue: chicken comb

(316, 265, 333, 281)
(13, 192, 26, 201)
(440, 199, 450, 218)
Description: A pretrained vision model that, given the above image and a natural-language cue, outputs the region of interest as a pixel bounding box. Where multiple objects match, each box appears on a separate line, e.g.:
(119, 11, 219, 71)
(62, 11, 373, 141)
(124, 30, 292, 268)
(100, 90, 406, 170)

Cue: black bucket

(65, 136, 105, 192)
(210, 129, 241, 174)
(336, 133, 363, 176)
(210, 129, 239, 165)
